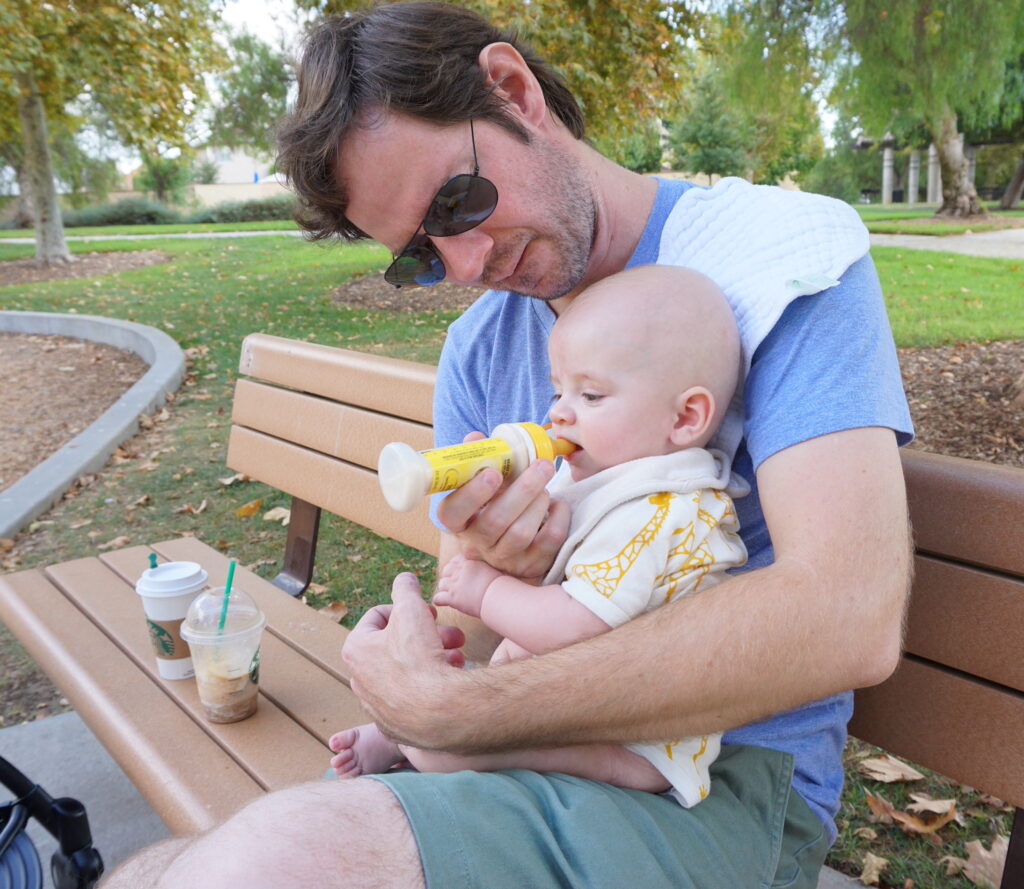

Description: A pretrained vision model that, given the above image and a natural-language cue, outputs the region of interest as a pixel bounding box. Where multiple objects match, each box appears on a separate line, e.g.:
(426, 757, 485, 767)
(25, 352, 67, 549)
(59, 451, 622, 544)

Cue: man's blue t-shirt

(430, 178, 914, 839)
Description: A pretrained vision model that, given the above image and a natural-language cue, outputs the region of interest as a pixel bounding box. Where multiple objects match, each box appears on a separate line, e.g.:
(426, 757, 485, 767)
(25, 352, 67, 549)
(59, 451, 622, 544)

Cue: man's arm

(345, 426, 911, 753)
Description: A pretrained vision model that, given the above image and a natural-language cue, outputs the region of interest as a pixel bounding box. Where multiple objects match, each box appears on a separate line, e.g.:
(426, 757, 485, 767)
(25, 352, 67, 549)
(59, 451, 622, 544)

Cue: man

(104, 3, 913, 886)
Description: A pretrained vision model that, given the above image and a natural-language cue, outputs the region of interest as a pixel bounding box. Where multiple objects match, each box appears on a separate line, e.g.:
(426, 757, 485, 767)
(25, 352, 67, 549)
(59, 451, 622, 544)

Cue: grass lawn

(0, 219, 299, 239)
(1, 234, 1018, 888)
(853, 202, 1024, 235)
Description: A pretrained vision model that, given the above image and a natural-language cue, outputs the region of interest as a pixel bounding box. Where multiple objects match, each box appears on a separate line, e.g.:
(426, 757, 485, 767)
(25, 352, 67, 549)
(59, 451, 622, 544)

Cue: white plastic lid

(181, 588, 265, 640)
(378, 441, 430, 513)
(135, 561, 209, 598)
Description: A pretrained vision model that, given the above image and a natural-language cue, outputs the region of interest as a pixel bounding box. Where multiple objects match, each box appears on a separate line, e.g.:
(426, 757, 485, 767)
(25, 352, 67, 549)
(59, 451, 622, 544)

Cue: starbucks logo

(249, 648, 261, 684)
(147, 620, 175, 657)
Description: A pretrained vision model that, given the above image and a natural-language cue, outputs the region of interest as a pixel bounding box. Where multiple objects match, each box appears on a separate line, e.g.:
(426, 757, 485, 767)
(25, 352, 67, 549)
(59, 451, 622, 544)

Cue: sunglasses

(384, 121, 498, 288)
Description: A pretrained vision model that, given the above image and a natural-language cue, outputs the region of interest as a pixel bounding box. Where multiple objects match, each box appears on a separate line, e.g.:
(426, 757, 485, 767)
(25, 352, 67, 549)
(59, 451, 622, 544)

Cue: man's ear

(477, 43, 547, 128)
(670, 387, 715, 448)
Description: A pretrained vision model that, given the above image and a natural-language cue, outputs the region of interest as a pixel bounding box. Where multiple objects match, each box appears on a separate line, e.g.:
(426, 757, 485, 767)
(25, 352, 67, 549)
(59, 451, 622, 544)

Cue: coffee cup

(134, 561, 209, 680)
(181, 587, 265, 724)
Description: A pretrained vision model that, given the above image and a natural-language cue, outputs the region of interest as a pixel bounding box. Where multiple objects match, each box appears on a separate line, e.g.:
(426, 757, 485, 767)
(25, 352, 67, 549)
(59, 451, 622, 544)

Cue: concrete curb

(0, 311, 185, 538)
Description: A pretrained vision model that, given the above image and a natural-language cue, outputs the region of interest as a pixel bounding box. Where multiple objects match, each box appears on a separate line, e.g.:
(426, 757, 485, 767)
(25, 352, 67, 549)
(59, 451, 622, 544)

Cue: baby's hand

(433, 554, 503, 618)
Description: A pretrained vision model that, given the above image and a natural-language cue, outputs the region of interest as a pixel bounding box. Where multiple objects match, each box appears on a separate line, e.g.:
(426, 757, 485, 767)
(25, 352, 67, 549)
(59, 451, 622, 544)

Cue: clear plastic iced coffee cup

(134, 561, 209, 680)
(180, 587, 266, 724)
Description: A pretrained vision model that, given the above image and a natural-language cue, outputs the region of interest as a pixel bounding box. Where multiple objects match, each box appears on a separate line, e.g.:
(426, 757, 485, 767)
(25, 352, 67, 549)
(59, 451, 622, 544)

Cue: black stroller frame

(0, 757, 103, 889)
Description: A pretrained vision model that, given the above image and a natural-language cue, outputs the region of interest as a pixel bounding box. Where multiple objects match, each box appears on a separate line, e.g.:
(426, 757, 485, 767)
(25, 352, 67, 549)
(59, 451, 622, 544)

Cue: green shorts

(371, 744, 829, 889)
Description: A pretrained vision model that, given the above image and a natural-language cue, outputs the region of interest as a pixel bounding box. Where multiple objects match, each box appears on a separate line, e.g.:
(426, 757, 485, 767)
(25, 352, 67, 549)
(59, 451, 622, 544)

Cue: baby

(330, 264, 748, 806)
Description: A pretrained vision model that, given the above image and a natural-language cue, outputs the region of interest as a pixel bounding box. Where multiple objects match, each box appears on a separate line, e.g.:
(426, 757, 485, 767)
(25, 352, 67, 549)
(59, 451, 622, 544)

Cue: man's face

(336, 113, 597, 300)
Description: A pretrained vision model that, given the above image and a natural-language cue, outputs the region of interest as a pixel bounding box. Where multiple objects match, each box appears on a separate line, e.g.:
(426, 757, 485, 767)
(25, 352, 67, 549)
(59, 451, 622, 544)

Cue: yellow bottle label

(424, 439, 515, 493)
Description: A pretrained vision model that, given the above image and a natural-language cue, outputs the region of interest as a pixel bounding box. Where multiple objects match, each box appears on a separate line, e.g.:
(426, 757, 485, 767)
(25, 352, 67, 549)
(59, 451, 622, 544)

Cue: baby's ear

(670, 387, 715, 449)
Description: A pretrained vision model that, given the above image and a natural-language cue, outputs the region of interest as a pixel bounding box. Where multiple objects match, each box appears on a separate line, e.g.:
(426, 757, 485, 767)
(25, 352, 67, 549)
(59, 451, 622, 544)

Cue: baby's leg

(328, 724, 407, 778)
(405, 744, 670, 794)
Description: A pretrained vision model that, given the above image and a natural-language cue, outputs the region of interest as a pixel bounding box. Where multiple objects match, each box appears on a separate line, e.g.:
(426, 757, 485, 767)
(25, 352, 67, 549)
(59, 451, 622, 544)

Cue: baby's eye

(549, 391, 563, 405)
(581, 392, 604, 403)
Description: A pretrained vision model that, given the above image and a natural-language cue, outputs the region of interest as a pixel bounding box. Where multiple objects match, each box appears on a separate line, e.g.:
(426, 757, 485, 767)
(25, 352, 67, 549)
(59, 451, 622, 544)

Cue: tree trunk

(999, 151, 1024, 210)
(14, 163, 34, 229)
(14, 69, 72, 265)
(932, 109, 986, 218)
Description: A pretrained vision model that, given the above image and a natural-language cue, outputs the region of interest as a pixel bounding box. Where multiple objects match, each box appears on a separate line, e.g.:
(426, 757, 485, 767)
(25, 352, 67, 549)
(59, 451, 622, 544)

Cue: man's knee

(107, 778, 424, 889)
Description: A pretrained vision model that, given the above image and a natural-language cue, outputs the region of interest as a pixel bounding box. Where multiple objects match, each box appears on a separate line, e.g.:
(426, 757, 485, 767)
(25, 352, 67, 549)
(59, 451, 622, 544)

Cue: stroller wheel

(0, 830, 44, 889)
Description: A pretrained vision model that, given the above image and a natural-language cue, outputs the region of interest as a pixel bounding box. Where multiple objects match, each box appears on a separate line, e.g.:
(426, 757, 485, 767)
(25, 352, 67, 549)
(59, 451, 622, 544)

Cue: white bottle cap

(378, 441, 432, 513)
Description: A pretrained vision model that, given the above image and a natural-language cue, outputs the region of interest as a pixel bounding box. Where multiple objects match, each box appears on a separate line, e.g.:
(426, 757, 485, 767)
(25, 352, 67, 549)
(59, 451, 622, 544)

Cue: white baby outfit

(543, 449, 749, 807)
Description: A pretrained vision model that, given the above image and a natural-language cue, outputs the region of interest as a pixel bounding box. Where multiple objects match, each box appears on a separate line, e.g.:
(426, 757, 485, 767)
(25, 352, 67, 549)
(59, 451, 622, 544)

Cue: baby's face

(547, 323, 681, 482)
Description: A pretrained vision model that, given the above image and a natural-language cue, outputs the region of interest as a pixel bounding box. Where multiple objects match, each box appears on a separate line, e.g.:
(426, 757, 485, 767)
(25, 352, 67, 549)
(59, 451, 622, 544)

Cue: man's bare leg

(101, 777, 424, 889)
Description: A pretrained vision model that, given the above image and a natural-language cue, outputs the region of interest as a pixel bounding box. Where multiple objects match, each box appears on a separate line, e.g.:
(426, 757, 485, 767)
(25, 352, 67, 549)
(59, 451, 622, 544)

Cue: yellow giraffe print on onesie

(570, 492, 673, 598)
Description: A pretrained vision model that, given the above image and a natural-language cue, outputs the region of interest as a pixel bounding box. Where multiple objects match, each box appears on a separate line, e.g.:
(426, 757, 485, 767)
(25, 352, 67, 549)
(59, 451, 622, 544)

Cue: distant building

(196, 147, 281, 185)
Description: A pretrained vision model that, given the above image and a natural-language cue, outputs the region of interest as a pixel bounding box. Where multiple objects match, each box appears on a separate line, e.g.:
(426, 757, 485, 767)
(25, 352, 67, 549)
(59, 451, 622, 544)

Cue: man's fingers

(437, 624, 466, 651)
(391, 571, 424, 602)
(436, 468, 503, 535)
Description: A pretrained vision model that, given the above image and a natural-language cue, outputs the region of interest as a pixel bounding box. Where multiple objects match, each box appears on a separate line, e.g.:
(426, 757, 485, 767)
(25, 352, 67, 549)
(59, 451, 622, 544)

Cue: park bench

(0, 332, 1021, 887)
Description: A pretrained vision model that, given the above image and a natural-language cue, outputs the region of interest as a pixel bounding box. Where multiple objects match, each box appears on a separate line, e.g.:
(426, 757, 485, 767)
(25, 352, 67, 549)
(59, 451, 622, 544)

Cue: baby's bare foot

(328, 724, 404, 778)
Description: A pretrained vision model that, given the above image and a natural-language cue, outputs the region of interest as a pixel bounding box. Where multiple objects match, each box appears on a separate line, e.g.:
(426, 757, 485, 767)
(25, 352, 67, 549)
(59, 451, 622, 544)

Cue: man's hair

(276, 1, 584, 241)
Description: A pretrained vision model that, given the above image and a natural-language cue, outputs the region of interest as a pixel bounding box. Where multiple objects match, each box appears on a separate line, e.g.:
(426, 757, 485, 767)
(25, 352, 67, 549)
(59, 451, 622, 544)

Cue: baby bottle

(378, 422, 577, 512)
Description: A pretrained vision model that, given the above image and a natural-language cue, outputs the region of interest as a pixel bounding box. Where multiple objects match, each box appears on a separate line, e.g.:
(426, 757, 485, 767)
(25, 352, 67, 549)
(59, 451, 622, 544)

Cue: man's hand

(436, 433, 570, 581)
(433, 553, 503, 618)
(341, 573, 466, 746)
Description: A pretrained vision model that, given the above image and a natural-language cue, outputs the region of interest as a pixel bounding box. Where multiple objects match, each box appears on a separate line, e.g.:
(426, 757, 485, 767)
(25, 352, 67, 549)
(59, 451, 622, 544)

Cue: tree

(136, 152, 194, 204)
(668, 70, 748, 179)
(297, 0, 703, 145)
(836, 0, 1024, 217)
(799, 113, 880, 203)
(0, 1, 223, 264)
(209, 30, 293, 161)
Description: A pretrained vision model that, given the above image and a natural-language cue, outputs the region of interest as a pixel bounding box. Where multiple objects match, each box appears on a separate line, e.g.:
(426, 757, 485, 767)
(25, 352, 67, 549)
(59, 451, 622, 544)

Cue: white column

(907, 150, 920, 204)
(927, 143, 941, 204)
(882, 146, 894, 204)
(966, 145, 976, 184)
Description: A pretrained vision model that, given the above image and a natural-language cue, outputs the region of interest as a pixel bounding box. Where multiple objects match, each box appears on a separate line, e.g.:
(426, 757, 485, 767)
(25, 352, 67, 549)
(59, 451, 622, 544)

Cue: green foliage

(667, 71, 748, 178)
(301, 0, 703, 145)
(186, 195, 297, 224)
(61, 198, 182, 228)
(592, 119, 665, 174)
(209, 30, 293, 160)
(799, 115, 880, 203)
(191, 158, 220, 185)
(136, 154, 194, 205)
(51, 130, 121, 209)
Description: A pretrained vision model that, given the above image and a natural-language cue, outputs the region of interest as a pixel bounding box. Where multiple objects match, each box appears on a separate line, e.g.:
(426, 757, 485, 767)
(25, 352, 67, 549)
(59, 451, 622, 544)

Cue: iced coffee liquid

(195, 665, 258, 723)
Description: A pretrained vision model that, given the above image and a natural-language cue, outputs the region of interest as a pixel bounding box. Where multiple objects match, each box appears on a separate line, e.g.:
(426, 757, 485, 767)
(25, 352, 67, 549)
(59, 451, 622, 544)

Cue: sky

(221, 0, 304, 50)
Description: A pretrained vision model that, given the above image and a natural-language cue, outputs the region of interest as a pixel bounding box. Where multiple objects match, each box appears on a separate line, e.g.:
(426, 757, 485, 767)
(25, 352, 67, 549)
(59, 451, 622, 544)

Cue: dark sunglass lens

(424, 175, 498, 236)
(384, 239, 445, 287)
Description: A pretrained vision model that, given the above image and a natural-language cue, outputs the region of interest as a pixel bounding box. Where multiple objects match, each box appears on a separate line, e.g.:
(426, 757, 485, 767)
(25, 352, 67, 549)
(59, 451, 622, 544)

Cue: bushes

(185, 195, 296, 223)
(62, 198, 182, 227)
(56, 195, 296, 228)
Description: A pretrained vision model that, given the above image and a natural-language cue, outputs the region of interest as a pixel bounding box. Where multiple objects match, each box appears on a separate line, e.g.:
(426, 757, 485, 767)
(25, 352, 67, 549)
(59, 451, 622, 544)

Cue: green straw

(148, 553, 157, 570)
(218, 560, 237, 632)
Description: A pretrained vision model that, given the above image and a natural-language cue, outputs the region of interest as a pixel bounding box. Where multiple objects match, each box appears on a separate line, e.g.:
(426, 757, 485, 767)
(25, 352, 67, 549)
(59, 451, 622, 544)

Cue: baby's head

(548, 265, 739, 481)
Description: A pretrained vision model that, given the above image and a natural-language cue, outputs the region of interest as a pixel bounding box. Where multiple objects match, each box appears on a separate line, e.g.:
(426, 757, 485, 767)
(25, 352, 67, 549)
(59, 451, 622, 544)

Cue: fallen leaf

(346, 554, 363, 563)
(129, 495, 150, 508)
(317, 601, 349, 621)
(866, 790, 957, 836)
(943, 836, 1008, 889)
(97, 536, 131, 551)
(906, 794, 958, 815)
(0, 538, 14, 552)
(858, 852, 888, 886)
(219, 472, 250, 486)
(245, 558, 277, 571)
(235, 498, 263, 518)
(174, 500, 208, 515)
(307, 582, 329, 595)
(853, 827, 878, 840)
(137, 461, 160, 472)
(866, 792, 896, 824)
(858, 755, 925, 783)
(263, 506, 291, 525)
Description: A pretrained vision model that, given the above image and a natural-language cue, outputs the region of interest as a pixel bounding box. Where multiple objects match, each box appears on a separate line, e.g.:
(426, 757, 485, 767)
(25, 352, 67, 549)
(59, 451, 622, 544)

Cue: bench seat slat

(903, 449, 1024, 577)
(227, 425, 439, 555)
(231, 378, 433, 471)
(99, 543, 368, 741)
(43, 557, 333, 790)
(851, 657, 1024, 808)
(239, 333, 435, 425)
(903, 555, 1024, 692)
(0, 569, 262, 834)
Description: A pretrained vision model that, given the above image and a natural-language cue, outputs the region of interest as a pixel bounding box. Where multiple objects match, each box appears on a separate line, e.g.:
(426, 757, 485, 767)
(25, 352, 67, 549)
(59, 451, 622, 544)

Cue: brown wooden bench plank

(43, 556, 334, 790)
(903, 555, 1024, 692)
(0, 569, 263, 834)
(903, 449, 1024, 577)
(851, 658, 1024, 808)
(239, 333, 436, 424)
(231, 378, 433, 470)
(99, 543, 369, 744)
(227, 425, 438, 555)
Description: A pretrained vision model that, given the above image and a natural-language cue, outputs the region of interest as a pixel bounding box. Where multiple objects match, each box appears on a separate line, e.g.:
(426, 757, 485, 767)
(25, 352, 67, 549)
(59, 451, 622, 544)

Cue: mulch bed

(0, 250, 171, 287)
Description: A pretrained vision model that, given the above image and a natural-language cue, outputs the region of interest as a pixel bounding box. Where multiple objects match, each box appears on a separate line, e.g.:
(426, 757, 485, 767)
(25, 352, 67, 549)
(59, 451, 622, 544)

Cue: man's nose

(435, 228, 492, 284)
